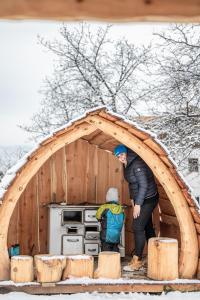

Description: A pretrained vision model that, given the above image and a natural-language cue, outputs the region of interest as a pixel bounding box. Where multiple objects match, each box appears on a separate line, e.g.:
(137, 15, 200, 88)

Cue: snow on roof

(0, 106, 199, 211)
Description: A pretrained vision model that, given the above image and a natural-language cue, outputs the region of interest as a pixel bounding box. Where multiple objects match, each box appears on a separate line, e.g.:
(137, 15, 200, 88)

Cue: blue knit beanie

(114, 144, 127, 157)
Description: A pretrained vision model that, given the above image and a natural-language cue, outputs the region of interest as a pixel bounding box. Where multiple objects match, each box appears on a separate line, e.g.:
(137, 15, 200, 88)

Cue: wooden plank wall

(157, 182, 181, 247)
(7, 139, 182, 257)
(7, 139, 134, 255)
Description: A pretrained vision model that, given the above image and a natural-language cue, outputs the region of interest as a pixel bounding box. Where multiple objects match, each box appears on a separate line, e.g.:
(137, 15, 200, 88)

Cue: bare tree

(137, 114, 200, 170)
(144, 24, 200, 115)
(0, 146, 29, 181)
(138, 24, 200, 169)
(21, 23, 150, 141)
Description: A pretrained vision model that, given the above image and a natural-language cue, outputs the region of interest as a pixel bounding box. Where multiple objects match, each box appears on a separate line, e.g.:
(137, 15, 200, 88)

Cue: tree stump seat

(34, 254, 66, 283)
(62, 255, 94, 279)
(147, 237, 178, 280)
(94, 251, 121, 279)
(11, 255, 34, 283)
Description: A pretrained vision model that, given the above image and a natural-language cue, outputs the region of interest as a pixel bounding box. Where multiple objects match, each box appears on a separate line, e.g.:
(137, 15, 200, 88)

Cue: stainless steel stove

(48, 204, 125, 256)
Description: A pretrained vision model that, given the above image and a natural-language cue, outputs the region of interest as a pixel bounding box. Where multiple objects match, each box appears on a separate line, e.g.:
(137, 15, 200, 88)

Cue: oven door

(84, 209, 98, 222)
(62, 235, 83, 255)
(85, 243, 99, 256)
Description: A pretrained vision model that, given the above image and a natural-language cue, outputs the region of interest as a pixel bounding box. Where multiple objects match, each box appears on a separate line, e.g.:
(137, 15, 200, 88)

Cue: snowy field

(0, 292, 200, 300)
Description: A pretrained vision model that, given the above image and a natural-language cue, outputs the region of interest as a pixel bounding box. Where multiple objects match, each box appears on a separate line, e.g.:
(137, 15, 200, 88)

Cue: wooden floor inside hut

(121, 257, 147, 280)
(1, 257, 200, 294)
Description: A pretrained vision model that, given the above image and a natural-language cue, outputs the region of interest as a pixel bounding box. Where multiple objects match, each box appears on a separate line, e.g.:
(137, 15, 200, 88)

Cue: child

(96, 187, 124, 252)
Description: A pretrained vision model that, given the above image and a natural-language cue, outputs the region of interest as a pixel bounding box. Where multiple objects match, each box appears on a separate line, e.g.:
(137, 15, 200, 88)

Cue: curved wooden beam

(0, 113, 198, 280)
(0, 123, 95, 280)
(86, 115, 199, 278)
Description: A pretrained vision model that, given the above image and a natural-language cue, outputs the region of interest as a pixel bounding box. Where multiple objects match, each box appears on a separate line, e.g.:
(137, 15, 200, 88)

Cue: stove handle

(88, 248, 96, 252)
(66, 238, 79, 242)
(87, 235, 97, 239)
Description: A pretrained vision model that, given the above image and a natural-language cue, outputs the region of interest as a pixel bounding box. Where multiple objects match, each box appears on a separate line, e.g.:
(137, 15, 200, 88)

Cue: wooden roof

(0, 107, 199, 280)
(0, 107, 199, 212)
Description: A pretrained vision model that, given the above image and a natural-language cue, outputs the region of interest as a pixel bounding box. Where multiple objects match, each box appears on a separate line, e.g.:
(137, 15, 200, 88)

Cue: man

(114, 144, 159, 271)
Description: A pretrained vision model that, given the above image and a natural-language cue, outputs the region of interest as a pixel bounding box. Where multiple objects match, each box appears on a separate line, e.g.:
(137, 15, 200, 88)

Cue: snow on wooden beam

(144, 138, 166, 156)
(182, 189, 196, 207)
(115, 120, 150, 141)
(159, 155, 175, 169)
(1, 0, 200, 21)
(169, 168, 186, 190)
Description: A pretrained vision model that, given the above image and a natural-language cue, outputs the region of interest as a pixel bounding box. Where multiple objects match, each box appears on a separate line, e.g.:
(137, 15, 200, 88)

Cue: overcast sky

(0, 21, 169, 146)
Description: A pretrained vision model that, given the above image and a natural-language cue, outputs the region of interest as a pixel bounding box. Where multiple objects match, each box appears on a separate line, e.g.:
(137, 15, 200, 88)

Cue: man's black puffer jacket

(123, 148, 157, 206)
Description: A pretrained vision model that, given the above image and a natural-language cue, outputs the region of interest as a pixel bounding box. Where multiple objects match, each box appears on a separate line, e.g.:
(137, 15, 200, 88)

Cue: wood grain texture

(7, 139, 129, 255)
(160, 222, 181, 247)
(94, 251, 121, 279)
(96, 148, 109, 203)
(63, 255, 94, 279)
(11, 256, 34, 283)
(159, 198, 176, 217)
(1, 0, 200, 21)
(38, 161, 51, 254)
(3, 281, 200, 294)
(148, 237, 178, 280)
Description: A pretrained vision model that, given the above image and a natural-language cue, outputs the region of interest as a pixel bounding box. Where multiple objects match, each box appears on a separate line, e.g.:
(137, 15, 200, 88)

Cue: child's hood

(108, 203, 124, 214)
(96, 203, 124, 220)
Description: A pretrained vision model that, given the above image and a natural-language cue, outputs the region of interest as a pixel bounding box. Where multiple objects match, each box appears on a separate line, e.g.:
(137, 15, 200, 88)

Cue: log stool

(62, 255, 94, 279)
(94, 251, 121, 279)
(147, 237, 178, 280)
(34, 254, 66, 283)
(11, 255, 34, 283)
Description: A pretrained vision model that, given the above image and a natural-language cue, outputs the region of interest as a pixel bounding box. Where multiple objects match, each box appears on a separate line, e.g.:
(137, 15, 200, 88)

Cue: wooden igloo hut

(0, 107, 200, 283)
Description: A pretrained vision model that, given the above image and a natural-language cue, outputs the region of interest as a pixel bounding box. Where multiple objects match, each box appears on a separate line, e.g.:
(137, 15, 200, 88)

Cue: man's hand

(133, 204, 141, 219)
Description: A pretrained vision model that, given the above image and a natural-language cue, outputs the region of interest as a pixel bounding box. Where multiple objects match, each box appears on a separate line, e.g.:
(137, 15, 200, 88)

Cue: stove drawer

(85, 231, 100, 240)
(62, 235, 83, 255)
(84, 209, 98, 222)
(85, 243, 99, 255)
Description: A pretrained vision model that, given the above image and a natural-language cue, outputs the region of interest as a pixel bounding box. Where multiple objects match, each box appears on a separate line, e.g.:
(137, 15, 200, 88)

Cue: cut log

(62, 255, 94, 279)
(147, 237, 178, 280)
(11, 255, 34, 283)
(34, 254, 66, 283)
(94, 251, 121, 279)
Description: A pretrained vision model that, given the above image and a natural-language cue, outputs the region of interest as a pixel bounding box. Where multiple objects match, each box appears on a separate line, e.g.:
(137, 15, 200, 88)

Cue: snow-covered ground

(1, 292, 200, 300)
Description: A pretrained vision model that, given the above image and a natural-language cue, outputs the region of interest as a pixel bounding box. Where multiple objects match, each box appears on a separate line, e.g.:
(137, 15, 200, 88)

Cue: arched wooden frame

(0, 114, 198, 280)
